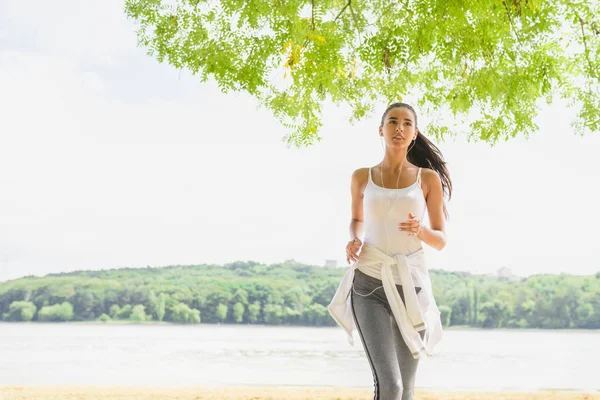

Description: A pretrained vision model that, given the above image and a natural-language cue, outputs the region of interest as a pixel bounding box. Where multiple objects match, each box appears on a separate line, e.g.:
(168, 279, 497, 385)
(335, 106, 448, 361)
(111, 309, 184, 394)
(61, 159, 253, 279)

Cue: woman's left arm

(417, 169, 447, 251)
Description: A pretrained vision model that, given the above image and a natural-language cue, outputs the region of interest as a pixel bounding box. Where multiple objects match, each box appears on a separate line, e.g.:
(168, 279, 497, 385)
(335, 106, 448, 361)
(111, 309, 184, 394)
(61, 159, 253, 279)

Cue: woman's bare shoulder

(420, 168, 442, 199)
(351, 168, 370, 192)
(351, 167, 370, 182)
(421, 168, 441, 183)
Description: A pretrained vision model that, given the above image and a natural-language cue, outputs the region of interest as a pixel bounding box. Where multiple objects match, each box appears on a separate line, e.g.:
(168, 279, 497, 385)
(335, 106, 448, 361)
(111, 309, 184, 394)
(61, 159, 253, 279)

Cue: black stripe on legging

(351, 289, 380, 400)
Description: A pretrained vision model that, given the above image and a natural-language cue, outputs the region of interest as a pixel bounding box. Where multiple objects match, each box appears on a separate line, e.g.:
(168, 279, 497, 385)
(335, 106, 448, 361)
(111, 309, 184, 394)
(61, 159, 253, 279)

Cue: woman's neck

(382, 150, 409, 172)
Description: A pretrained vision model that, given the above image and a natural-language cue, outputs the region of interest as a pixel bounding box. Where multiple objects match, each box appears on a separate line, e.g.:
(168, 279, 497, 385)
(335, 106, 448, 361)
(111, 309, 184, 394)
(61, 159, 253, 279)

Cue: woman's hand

(398, 212, 422, 237)
(346, 238, 363, 264)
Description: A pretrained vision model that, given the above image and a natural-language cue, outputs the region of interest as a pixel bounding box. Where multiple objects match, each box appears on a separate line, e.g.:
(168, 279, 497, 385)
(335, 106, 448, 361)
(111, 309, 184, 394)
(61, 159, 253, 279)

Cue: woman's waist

(362, 233, 422, 250)
(355, 262, 421, 286)
(360, 239, 424, 258)
(354, 268, 422, 292)
(355, 242, 425, 281)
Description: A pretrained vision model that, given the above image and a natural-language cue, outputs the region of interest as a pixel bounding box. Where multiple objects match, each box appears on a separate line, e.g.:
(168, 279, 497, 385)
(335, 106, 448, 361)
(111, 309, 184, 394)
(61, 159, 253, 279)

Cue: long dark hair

(380, 102, 452, 218)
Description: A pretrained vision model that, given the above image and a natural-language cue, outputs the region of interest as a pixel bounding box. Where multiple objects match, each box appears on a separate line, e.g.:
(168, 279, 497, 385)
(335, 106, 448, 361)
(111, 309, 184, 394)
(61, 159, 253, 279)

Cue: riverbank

(1, 386, 599, 400)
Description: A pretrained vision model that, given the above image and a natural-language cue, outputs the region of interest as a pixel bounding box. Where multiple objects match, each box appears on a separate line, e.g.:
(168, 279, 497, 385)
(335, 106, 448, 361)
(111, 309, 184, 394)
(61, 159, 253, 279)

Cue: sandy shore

(1, 386, 599, 400)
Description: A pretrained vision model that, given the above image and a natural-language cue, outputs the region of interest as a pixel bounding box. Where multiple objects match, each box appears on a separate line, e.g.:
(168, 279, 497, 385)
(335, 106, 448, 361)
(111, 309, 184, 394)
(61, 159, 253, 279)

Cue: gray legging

(351, 269, 425, 400)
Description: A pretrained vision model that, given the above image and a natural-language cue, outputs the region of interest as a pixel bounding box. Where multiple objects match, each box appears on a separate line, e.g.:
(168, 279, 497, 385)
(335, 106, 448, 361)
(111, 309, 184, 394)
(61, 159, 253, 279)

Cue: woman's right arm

(346, 168, 368, 264)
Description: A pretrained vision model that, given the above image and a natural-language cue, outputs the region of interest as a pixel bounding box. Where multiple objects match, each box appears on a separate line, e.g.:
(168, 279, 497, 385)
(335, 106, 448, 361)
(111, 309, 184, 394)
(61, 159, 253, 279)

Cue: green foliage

(232, 302, 245, 323)
(480, 299, 510, 328)
(301, 303, 330, 326)
(156, 292, 166, 322)
(130, 304, 148, 322)
(116, 304, 133, 320)
(97, 313, 111, 322)
(146, 290, 158, 319)
(71, 290, 96, 321)
(215, 303, 228, 322)
(170, 301, 201, 324)
(1, 261, 598, 329)
(247, 300, 261, 323)
(124, 0, 600, 146)
(38, 302, 74, 322)
(3, 301, 37, 322)
(263, 303, 283, 324)
(109, 304, 121, 319)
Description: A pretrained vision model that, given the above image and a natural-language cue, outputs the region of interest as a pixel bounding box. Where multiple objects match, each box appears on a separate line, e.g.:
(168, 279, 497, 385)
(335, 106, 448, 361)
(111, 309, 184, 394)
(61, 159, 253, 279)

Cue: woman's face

(379, 107, 418, 149)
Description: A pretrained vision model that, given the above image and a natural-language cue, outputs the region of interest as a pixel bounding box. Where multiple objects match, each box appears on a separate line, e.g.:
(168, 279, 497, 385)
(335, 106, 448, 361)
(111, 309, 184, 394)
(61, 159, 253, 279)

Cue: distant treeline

(1, 261, 599, 329)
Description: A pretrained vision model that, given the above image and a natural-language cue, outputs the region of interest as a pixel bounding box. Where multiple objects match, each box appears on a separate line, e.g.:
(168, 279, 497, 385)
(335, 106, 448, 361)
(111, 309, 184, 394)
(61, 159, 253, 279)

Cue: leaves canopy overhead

(125, 0, 599, 146)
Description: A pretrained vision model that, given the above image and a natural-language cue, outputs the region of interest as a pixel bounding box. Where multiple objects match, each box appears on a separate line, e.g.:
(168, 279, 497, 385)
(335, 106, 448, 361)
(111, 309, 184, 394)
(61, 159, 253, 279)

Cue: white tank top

(356, 166, 426, 285)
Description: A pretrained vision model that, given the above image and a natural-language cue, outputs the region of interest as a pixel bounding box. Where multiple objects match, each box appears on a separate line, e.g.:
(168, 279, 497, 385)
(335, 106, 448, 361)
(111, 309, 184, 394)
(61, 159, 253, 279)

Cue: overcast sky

(1, 0, 599, 282)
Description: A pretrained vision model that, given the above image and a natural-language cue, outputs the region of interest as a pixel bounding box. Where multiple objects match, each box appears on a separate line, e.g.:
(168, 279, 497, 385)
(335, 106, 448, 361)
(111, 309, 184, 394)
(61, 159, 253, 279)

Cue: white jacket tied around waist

(327, 243, 443, 359)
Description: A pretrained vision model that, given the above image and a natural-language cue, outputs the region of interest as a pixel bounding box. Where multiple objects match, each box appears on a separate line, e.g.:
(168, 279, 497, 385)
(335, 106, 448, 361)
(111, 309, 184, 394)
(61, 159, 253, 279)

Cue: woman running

(329, 102, 452, 400)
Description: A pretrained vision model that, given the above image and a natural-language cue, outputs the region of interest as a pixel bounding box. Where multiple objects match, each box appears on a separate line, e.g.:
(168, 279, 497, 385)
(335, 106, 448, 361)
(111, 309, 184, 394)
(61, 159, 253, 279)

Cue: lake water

(1, 323, 598, 391)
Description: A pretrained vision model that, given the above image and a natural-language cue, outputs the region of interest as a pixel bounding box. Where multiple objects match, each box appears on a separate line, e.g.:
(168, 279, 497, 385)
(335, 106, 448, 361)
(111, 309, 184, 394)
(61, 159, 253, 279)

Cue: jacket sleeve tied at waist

(328, 243, 443, 359)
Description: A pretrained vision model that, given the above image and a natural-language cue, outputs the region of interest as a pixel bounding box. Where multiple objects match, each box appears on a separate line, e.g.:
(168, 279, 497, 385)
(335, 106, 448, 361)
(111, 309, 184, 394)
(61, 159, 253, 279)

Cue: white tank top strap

(417, 167, 422, 186)
(368, 167, 372, 182)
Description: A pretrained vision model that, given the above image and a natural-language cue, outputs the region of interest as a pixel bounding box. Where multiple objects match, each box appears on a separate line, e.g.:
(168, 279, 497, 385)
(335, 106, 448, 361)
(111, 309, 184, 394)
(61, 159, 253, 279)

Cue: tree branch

(578, 15, 598, 79)
(334, 1, 350, 23)
(348, 1, 362, 41)
(502, 0, 524, 46)
(583, 18, 599, 36)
